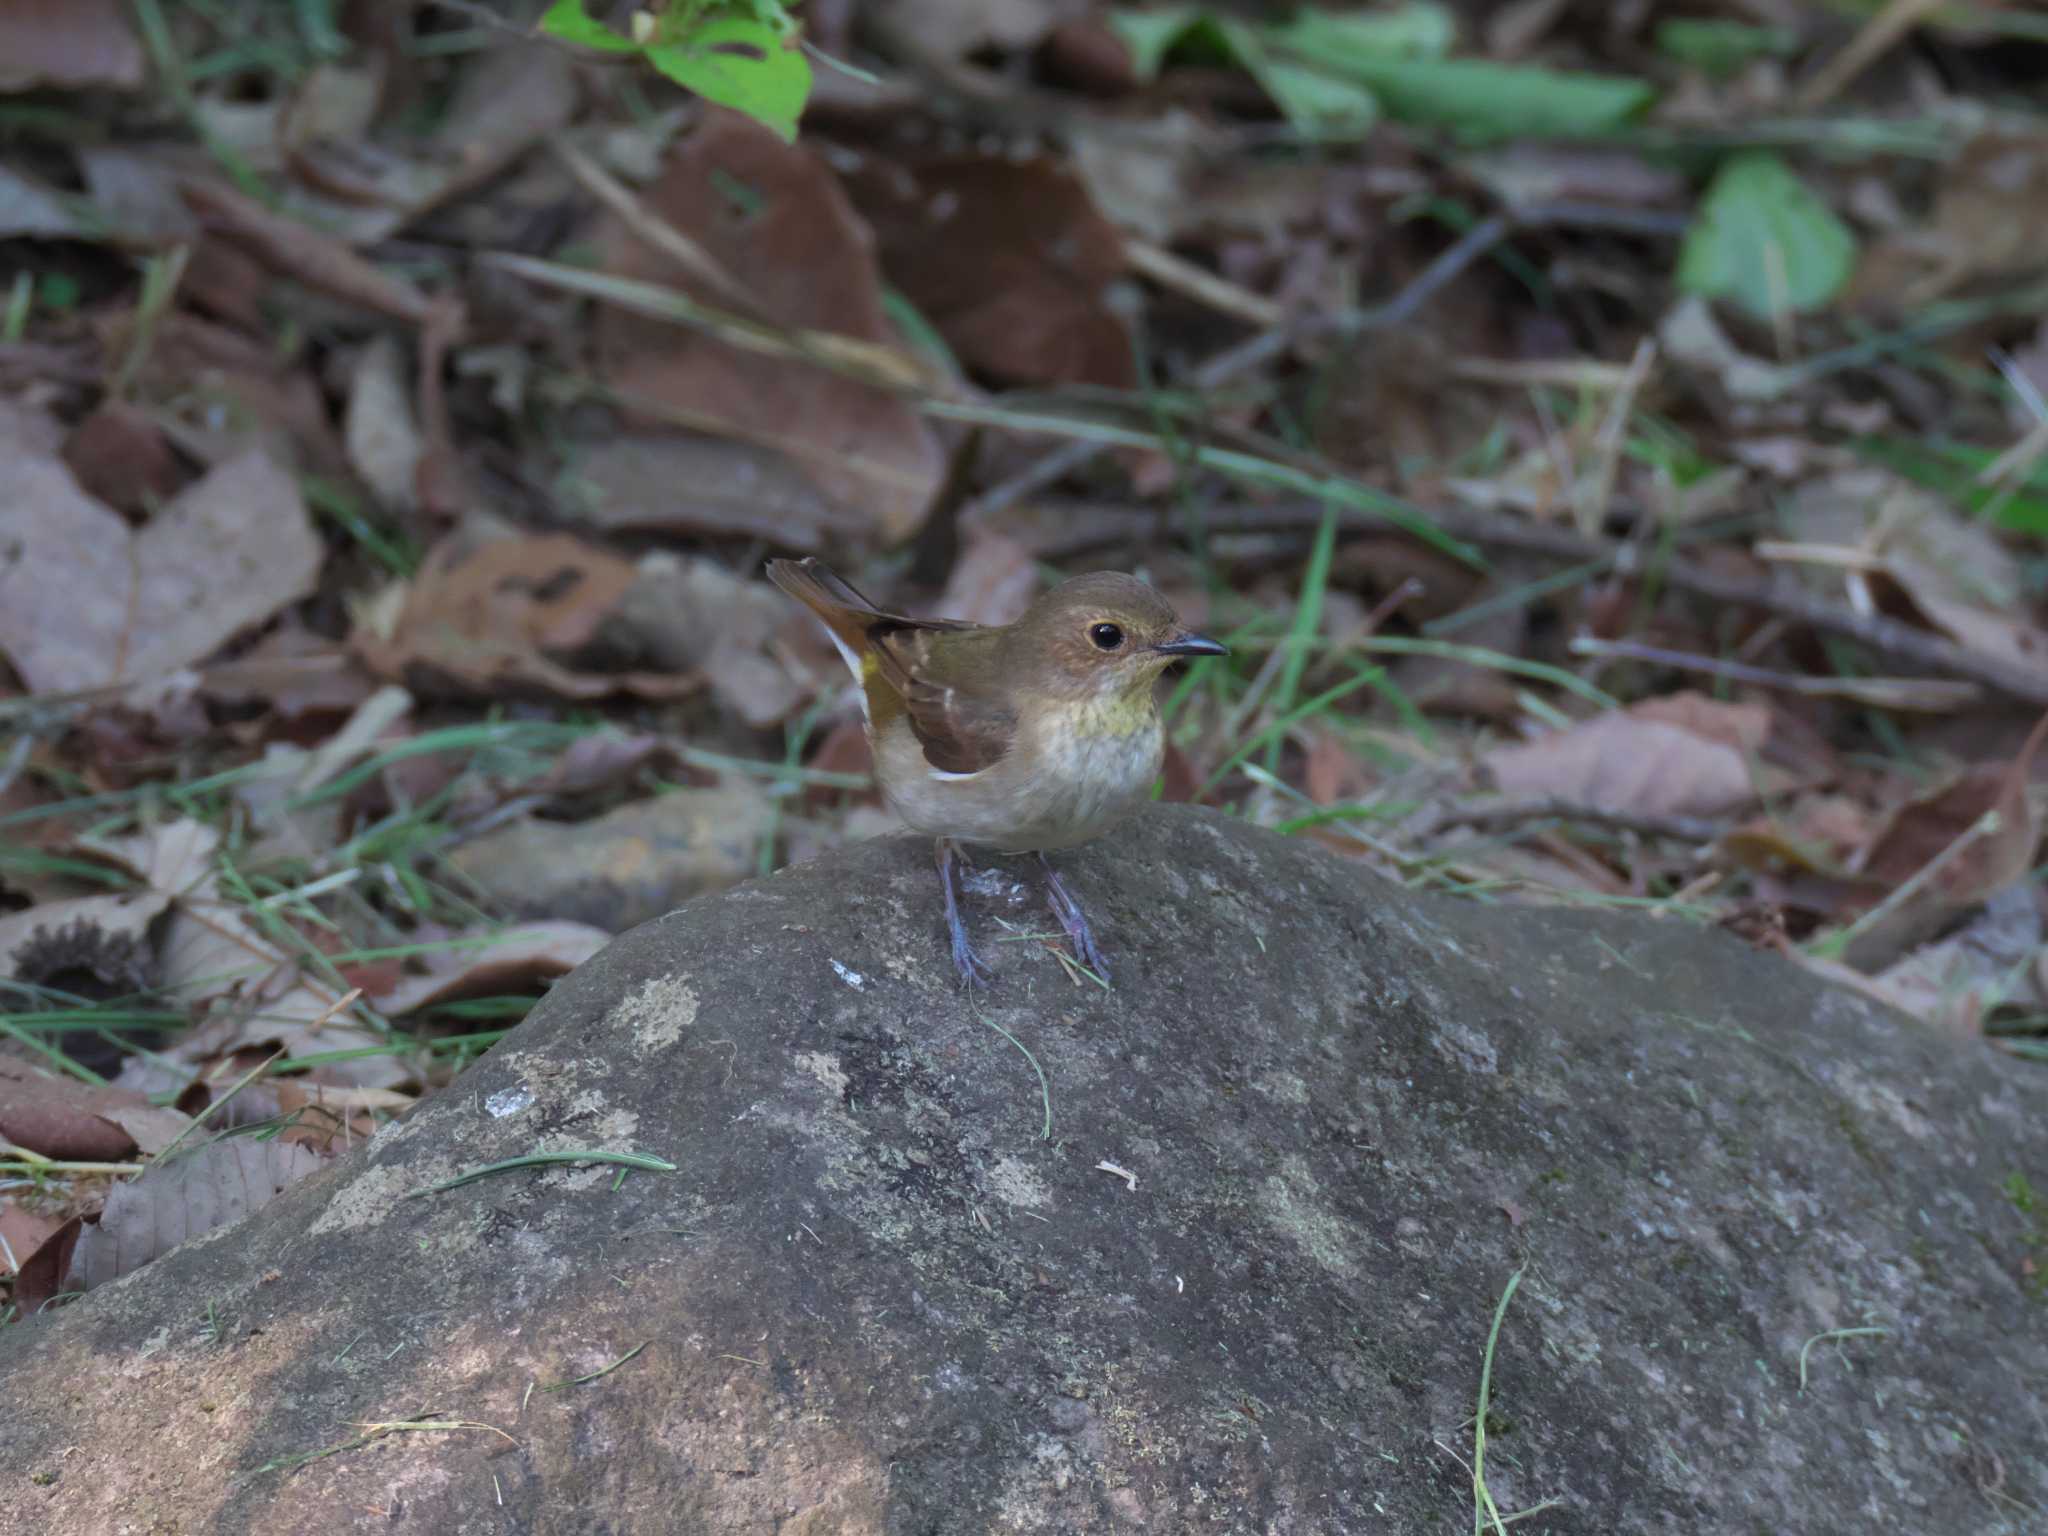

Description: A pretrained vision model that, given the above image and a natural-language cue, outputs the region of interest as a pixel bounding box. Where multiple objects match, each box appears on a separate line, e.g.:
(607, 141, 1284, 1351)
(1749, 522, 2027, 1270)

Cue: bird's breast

(871, 696, 1163, 851)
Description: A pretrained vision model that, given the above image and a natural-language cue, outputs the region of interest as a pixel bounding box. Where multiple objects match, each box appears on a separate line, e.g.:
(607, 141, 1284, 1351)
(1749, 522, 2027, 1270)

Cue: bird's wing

(768, 558, 1014, 773)
(870, 625, 1017, 776)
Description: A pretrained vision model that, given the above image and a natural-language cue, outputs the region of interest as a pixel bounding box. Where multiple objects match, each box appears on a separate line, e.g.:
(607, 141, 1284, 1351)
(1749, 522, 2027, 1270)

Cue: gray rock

(2, 806, 2042, 1534)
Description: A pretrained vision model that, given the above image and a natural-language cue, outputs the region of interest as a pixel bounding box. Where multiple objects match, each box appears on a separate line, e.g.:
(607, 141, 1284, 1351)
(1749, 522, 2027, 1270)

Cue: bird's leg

(1040, 855, 1110, 981)
(935, 837, 993, 988)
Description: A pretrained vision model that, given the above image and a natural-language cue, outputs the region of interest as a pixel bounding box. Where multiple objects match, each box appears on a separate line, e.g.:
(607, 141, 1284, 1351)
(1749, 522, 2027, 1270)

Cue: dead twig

(1568, 636, 1982, 712)
(1404, 796, 1727, 848)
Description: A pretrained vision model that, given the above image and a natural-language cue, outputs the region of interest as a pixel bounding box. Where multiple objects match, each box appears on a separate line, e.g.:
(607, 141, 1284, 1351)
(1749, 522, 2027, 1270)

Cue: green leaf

(1281, 51, 1653, 143)
(1211, 17, 1373, 140)
(1110, 8, 1376, 137)
(1654, 19, 1799, 79)
(1252, 57, 1378, 138)
(1677, 152, 1856, 317)
(646, 15, 811, 142)
(537, 0, 640, 52)
(1109, 6, 1206, 80)
(1265, 3, 1454, 63)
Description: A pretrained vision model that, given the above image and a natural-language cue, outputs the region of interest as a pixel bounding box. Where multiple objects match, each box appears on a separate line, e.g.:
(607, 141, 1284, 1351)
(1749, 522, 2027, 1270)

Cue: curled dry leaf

(368, 921, 611, 1018)
(595, 109, 944, 547)
(0, 887, 169, 991)
(67, 1139, 326, 1293)
(1486, 693, 1797, 821)
(0, 1060, 189, 1162)
(0, 440, 323, 695)
(353, 535, 698, 702)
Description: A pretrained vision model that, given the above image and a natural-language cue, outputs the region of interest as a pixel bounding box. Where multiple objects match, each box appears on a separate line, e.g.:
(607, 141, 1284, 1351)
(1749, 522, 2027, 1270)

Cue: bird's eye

(1088, 622, 1125, 651)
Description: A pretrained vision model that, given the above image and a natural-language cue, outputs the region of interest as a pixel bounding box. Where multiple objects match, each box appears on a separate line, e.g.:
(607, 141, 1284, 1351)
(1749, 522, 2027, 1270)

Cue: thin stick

(1792, 0, 1944, 111)
(1569, 635, 1981, 712)
(1406, 796, 1726, 847)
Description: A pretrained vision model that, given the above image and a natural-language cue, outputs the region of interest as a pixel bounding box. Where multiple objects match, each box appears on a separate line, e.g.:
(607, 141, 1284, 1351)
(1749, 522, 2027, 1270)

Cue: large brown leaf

(67, 1139, 325, 1292)
(594, 109, 943, 546)
(0, 439, 322, 694)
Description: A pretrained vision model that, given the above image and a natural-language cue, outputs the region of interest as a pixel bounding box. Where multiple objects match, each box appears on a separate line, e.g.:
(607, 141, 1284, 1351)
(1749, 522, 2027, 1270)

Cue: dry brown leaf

(0, 162, 87, 239)
(67, 1139, 325, 1292)
(1855, 131, 2048, 306)
(8, 1212, 80, 1316)
(1486, 694, 1789, 820)
(343, 333, 424, 512)
(182, 178, 438, 325)
(369, 921, 610, 1017)
(0, 0, 143, 91)
(447, 784, 773, 933)
(0, 887, 168, 985)
(844, 152, 1132, 390)
(0, 1060, 189, 1162)
(612, 552, 804, 726)
(1852, 712, 2048, 907)
(595, 109, 943, 546)
(278, 40, 577, 248)
(61, 401, 182, 515)
(0, 442, 322, 694)
(117, 311, 346, 473)
(199, 621, 381, 721)
(932, 532, 1038, 628)
(1871, 884, 2042, 1038)
(0, 1200, 66, 1274)
(559, 431, 867, 549)
(354, 535, 696, 702)
(75, 820, 406, 1091)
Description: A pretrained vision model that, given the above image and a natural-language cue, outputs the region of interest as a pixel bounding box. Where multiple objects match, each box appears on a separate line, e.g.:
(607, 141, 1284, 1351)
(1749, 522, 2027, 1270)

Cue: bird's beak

(1152, 632, 1229, 658)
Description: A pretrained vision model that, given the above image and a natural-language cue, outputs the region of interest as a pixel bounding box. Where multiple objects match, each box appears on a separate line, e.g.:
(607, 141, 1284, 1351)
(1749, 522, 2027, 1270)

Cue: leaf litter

(3, 0, 2048, 1321)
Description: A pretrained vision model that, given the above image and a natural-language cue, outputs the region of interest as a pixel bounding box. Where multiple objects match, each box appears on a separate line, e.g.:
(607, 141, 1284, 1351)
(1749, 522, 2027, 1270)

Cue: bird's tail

(766, 557, 882, 681)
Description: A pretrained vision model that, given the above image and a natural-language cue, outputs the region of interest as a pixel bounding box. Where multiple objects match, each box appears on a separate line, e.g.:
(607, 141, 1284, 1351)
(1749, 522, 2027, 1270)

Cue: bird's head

(1009, 571, 1228, 702)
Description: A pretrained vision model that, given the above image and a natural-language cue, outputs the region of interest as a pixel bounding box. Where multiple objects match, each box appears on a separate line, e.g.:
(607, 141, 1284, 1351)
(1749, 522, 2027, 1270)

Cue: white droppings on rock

(485, 1085, 534, 1118)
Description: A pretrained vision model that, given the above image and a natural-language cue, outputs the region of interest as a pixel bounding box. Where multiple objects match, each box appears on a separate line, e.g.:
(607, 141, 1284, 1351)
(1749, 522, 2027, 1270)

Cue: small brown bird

(768, 557, 1227, 985)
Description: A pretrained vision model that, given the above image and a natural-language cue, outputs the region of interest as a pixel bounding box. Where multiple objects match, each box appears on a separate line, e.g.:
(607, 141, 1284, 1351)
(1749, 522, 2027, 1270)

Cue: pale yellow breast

(871, 693, 1163, 852)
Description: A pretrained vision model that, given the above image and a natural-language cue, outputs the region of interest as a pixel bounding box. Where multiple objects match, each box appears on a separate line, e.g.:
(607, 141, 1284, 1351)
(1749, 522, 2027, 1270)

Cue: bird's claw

(950, 924, 995, 989)
(1043, 865, 1111, 981)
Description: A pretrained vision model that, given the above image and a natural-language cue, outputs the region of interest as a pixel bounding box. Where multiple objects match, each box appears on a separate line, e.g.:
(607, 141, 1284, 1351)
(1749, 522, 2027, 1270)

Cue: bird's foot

(948, 915, 995, 989)
(1041, 860, 1111, 981)
(936, 838, 995, 989)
